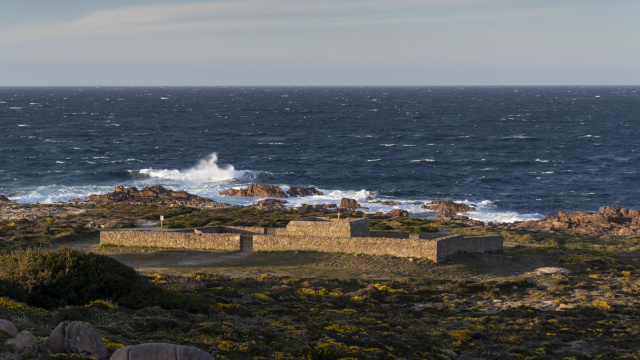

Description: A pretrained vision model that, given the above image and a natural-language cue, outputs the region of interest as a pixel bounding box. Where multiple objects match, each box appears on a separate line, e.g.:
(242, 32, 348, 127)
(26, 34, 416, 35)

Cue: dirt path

(56, 233, 101, 252)
(96, 248, 252, 270)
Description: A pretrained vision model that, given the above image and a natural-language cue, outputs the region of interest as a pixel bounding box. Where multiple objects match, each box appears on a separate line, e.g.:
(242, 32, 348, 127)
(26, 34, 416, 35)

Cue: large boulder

(42, 321, 107, 359)
(0, 319, 18, 337)
(340, 198, 362, 209)
(110, 343, 214, 360)
(286, 186, 323, 197)
(389, 209, 409, 217)
(5, 330, 37, 352)
(422, 200, 474, 215)
(219, 184, 288, 198)
(0, 195, 11, 203)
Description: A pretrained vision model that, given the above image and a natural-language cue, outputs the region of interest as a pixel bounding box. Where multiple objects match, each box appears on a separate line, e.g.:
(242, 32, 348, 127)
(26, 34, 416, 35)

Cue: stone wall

(369, 231, 408, 239)
(100, 225, 502, 262)
(284, 217, 370, 237)
(435, 235, 503, 262)
(253, 235, 439, 260)
(219, 226, 266, 235)
(100, 230, 241, 251)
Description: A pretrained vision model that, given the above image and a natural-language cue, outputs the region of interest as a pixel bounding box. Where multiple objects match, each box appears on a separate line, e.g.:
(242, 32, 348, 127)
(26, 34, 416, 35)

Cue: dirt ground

(70, 235, 559, 280)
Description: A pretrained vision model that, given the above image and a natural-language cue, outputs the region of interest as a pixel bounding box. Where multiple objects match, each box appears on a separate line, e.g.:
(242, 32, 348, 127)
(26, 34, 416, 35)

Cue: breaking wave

(140, 153, 250, 182)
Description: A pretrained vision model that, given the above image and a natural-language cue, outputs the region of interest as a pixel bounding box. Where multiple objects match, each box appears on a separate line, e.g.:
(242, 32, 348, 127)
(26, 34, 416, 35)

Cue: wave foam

(140, 153, 249, 182)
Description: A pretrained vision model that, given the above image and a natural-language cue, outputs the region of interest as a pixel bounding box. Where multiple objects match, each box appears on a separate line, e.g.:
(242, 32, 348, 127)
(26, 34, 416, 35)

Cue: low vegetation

(1, 203, 639, 358)
(0, 248, 208, 312)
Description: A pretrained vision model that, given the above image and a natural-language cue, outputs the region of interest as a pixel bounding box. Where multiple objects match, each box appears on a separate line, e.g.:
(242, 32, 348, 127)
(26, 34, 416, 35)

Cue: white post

(160, 215, 164, 228)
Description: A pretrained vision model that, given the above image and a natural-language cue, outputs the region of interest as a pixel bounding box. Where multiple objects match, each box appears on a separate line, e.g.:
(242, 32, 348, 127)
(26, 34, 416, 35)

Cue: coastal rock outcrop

(42, 321, 107, 359)
(0, 195, 11, 203)
(422, 200, 475, 215)
(370, 200, 401, 206)
(251, 199, 288, 209)
(340, 198, 362, 209)
(286, 186, 323, 197)
(219, 184, 323, 198)
(433, 214, 484, 227)
(506, 206, 640, 236)
(220, 184, 288, 198)
(297, 203, 338, 211)
(110, 343, 214, 360)
(0, 204, 88, 221)
(389, 209, 409, 217)
(83, 185, 224, 207)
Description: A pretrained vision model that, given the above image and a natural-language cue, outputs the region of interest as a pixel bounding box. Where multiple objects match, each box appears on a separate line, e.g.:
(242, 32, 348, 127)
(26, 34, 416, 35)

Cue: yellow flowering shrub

(592, 299, 613, 311)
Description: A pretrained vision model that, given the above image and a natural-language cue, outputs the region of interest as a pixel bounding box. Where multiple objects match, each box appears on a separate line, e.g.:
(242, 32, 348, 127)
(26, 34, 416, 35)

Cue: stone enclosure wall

(101, 229, 241, 251)
(99, 218, 503, 262)
(284, 217, 370, 237)
(252, 234, 502, 262)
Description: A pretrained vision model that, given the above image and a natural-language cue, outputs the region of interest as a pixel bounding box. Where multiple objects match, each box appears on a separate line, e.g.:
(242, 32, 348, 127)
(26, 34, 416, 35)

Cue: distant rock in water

(286, 186, 323, 197)
(220, 184, 322, 198)
(0, 194, 12, 203)
(422, 200, 475, 215)
(83, 185, 224, 207)
(506, 206, 640, 236)
(220, 184, 287, 198)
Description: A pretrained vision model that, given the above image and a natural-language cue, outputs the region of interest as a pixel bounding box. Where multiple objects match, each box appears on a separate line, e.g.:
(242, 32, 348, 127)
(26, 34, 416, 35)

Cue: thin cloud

(0, 0, 530, 44)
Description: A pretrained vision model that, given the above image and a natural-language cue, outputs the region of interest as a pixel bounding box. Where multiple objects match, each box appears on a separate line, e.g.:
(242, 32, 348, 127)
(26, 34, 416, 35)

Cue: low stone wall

(219, 226, 266, 235)
(369, 231, 408, 239)
(100, 230, 241, 251)
(284, 218, 370, 237)
(435, 235, 503, 262)
(410, 232, 447, 240)
(253, 235, 439, 260)
(100, 228, 502, 263)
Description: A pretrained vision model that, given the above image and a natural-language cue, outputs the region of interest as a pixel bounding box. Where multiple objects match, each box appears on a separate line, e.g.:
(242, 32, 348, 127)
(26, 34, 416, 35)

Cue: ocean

(1, 86, 639, 223)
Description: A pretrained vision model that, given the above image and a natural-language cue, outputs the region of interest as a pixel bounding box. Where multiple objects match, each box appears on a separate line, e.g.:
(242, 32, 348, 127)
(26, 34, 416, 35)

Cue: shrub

(0, 247, 209, 312)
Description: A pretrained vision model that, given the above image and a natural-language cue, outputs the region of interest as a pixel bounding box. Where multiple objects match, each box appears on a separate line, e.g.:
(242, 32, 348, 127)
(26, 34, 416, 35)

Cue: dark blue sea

(2, 86, 639, 223)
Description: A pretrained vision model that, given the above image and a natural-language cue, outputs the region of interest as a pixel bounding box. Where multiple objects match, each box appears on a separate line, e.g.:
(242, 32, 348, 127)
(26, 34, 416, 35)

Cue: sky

(1, 0, 639, 86)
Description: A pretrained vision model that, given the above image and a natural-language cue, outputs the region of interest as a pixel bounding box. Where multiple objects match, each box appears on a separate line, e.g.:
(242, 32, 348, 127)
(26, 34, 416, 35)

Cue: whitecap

(140, 152, 249, 182)
(410, 159, 436, 163)
(380, 144, 396, 147)
(535, 159, 549, 163)
(368, 159, 382, 162)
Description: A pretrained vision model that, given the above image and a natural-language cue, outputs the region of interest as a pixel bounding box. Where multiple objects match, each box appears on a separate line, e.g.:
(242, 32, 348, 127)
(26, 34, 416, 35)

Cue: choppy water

(2, 86, 639, 223)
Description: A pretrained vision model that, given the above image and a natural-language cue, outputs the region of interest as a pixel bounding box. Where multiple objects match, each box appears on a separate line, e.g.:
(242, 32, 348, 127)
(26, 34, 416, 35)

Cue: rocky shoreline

(2, 184, 640, 237)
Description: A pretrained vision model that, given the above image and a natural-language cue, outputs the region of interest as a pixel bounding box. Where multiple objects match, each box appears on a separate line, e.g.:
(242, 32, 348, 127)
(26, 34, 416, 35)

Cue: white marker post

(160, 215, 164, 228)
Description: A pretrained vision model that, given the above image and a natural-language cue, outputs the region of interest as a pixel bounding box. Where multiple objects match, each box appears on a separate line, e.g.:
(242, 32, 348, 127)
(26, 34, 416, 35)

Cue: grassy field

(1, 204, 640, 359)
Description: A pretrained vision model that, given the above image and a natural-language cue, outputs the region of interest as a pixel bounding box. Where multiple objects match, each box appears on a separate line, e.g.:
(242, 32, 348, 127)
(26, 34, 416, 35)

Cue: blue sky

(1, 0, 638, 86)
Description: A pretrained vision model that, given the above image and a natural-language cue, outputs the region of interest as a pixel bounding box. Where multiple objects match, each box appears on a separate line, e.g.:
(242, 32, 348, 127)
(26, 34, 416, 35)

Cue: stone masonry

(100, 217, 502, 263)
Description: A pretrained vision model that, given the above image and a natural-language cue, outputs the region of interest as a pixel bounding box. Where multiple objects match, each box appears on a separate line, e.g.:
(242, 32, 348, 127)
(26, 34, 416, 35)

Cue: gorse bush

(0, 247, 209, 312)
